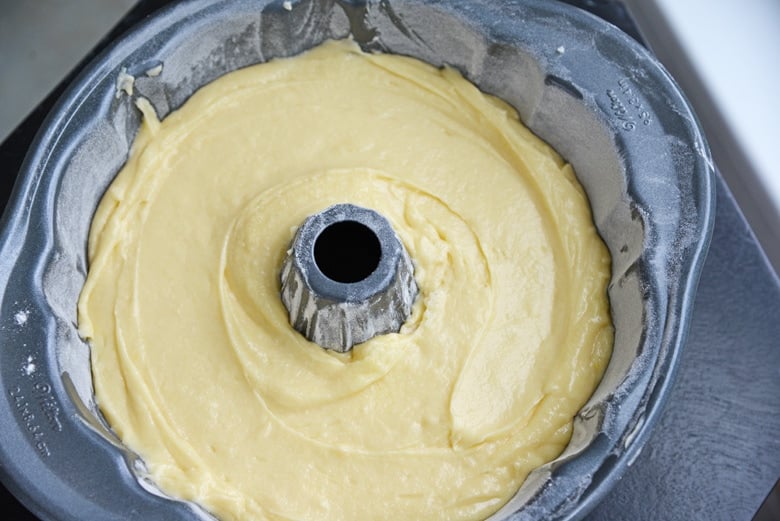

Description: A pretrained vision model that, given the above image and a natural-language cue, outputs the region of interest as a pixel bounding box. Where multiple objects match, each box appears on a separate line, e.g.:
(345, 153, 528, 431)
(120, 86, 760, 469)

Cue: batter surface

(78, 40, 613, 521)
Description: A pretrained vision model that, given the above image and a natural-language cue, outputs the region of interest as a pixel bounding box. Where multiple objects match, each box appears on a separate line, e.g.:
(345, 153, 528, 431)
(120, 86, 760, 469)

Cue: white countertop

(626, 0, 780, 274)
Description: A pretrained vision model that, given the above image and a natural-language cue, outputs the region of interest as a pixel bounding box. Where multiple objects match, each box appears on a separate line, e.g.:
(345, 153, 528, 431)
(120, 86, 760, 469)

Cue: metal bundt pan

(0, 0, 715, 519)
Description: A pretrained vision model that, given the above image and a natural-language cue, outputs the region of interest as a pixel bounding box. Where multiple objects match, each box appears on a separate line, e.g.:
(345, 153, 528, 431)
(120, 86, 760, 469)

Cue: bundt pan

(0, 0, 714, 519)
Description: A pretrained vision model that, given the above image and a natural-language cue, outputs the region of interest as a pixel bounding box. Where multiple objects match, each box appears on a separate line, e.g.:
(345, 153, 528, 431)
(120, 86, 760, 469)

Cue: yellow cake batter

(78, 40, 613, 521)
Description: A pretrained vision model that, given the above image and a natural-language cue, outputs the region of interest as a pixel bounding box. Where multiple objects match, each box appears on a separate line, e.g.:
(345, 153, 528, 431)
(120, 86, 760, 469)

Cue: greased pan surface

(0, 1, 714, 520)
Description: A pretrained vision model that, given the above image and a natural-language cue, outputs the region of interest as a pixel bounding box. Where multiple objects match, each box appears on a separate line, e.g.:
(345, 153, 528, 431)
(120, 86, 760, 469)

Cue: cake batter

(78, 40, 613, 521)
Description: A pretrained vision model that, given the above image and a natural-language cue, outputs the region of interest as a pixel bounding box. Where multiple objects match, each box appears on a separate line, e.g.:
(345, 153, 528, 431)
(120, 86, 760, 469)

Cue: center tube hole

(314, 221, 382, 283)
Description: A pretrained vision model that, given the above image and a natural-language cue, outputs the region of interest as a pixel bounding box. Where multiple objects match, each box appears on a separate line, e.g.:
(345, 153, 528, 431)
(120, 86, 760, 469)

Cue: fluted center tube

(280, 204, 418, 352)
